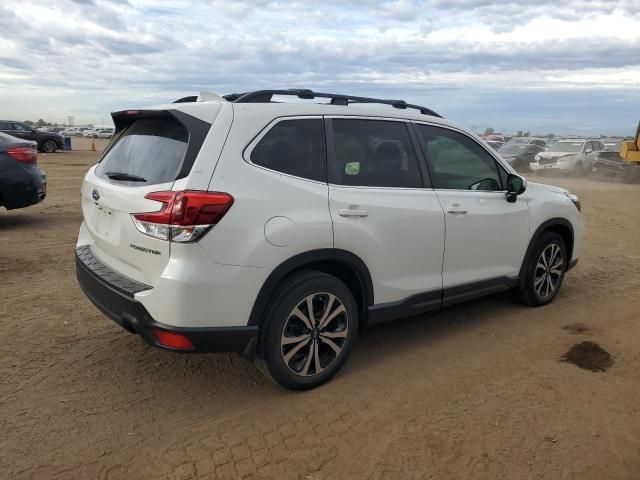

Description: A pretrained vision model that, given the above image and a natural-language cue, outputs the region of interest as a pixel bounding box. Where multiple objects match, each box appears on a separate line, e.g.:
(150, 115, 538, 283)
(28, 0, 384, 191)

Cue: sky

(0, 0, 639, 135)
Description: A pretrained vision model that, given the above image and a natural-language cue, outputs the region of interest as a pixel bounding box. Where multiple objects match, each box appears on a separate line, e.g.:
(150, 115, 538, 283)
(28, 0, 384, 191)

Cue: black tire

(42, 140, 57, 153)
(256, 271, 358, 390)
(515, 232, 568, 306)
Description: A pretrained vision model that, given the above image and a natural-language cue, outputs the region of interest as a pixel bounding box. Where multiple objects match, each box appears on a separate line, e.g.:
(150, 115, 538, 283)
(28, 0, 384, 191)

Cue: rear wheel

(515, 232, 567, 306)
(42, 140, 57, 153)
(256, 271, 357, 390)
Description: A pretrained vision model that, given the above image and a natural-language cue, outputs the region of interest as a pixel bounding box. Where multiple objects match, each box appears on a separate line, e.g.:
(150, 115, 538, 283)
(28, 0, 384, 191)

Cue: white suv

(531, 139, 605, 176)
(76, 89, 583, 390)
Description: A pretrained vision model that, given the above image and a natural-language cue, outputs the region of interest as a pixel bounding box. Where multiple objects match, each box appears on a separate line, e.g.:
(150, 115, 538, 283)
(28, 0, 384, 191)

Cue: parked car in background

(483, 134, 506, 144)
(60, 127, 88, 136)
(0, 133, 46, 210)
(497, 143, 545, 172)
(75, 88, 583, 390)
(0, 120, 65, 153)
(505, 137, 547, 148)
(82, 129, 100, 137)
(96, 129, 114, 138)
(486, 140, 503, 150)
(601, 138, 622, 152)
(531, 139, 605, 176)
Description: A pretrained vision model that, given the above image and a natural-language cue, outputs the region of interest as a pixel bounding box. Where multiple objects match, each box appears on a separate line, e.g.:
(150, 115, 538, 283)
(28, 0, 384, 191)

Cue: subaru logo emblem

(92, 188, 100, 201)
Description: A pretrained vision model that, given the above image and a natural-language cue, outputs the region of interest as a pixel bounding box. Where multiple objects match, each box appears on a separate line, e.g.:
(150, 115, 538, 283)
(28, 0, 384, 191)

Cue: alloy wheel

(534, 243, 564, 299)
(280, 292, 349, 377)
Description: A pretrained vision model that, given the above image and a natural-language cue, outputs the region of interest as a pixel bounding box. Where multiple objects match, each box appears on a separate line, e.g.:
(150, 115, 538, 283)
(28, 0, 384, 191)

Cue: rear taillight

(7, 147, 37, 164)
(132, 190, 234, 242)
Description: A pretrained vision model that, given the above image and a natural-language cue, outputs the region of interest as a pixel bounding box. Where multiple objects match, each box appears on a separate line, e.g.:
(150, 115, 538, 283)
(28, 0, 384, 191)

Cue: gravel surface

(2, 138, 640, 479)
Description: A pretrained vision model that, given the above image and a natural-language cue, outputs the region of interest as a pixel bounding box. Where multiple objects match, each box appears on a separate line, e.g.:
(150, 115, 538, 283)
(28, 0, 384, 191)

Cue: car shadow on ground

(84, 290, 526, 404)
(0, 213, 41, 228)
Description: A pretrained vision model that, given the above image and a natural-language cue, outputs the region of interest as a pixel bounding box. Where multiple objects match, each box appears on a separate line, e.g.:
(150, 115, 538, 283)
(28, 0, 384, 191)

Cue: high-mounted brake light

(132, 190, 234, 242)
(6, 147, 37, 164)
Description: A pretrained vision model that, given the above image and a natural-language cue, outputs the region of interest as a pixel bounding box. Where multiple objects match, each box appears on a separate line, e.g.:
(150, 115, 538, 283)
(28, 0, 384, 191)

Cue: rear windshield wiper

(105, 172, 147, 182)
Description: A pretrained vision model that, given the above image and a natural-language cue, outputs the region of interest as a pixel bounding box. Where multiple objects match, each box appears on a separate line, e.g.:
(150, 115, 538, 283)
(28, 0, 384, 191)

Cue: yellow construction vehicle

(620, 121, 640, 163)
(592, 121, 640, 183)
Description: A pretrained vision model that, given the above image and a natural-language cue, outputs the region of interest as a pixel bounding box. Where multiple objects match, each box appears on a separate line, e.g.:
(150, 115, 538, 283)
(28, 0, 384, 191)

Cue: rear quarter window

(250, 118, 326, 182)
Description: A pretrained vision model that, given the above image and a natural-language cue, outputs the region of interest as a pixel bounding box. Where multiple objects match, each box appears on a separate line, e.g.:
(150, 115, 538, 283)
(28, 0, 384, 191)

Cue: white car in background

(62, 127, 91, 136)
(96, 129, 114, 138)
(75, 89, 583, 390)
(531, 139, 605, 176)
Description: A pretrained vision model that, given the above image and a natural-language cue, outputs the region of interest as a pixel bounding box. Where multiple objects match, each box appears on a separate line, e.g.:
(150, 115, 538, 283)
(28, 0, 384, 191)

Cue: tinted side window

(251, 119, 325, 182)
(329, 119, 422, 188)
(0, 122, 12, 130)
(12, 123, 30, 131)
(417, 124, 502, 191)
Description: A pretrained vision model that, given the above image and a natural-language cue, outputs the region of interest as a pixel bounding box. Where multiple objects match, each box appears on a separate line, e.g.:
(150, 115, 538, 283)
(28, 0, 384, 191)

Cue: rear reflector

(6, 147, 37, 164)
(153, 329, 194, 350)
(132, 190, 234, 242)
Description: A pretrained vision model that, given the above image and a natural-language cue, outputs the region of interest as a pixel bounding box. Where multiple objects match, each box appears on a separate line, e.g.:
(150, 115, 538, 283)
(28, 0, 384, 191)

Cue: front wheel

(256, 271, 358, 390)
(41, 140, 57, 153)
(515, 232, 568, 306)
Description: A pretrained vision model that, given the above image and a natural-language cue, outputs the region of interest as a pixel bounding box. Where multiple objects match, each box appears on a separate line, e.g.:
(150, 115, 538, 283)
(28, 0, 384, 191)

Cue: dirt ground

(2, 137, 640, 479)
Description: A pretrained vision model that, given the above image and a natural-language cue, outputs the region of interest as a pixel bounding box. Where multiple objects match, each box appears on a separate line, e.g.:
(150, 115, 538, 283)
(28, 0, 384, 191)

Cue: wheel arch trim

(519, 217, 574, 283)
(247, 249, 374, 327)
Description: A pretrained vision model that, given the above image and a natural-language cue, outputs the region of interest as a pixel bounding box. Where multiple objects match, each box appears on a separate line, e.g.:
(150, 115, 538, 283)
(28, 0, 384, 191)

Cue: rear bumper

(75, 245, 258, 353)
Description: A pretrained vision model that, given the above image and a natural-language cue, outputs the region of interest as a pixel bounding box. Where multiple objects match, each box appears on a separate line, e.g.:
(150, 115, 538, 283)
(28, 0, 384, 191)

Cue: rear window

(96, 117, 189, 185)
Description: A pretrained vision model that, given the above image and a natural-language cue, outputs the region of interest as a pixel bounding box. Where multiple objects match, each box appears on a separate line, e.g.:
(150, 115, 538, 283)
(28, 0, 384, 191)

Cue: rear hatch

(81, 110, 211, 286)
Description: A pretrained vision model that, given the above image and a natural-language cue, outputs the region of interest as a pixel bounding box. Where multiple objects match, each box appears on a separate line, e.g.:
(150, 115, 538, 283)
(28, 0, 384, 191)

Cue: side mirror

(585, 147, 593, 154)
(506, 173, 526, 203)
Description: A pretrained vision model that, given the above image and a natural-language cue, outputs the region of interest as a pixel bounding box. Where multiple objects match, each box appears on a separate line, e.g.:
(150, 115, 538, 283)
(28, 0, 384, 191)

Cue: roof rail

(221, 89, 442, 118)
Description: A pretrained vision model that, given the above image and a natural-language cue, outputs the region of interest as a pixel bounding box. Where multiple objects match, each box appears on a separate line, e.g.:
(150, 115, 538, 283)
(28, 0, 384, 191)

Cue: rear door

(326, 117, 445, 312)
(414, 123, 530, 299)
(80, 111, 212, 286)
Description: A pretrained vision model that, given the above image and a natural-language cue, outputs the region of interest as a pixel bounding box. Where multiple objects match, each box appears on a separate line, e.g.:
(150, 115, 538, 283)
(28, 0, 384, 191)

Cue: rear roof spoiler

(173, 92, 227, 103)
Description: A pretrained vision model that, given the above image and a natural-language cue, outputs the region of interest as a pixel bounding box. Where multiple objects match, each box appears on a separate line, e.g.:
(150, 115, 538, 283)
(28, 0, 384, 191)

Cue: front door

(414, 123, 530, 302)
(11, 123, 37, 142)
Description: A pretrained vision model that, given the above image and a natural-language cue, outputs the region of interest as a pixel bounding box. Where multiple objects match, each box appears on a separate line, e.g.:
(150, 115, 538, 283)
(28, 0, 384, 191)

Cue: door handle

(446, 204, 467, 215)
(339, 208, 368, 217)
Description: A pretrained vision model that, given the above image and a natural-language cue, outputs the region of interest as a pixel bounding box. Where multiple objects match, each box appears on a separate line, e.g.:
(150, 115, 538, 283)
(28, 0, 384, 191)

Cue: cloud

(0, 0, 638, 134)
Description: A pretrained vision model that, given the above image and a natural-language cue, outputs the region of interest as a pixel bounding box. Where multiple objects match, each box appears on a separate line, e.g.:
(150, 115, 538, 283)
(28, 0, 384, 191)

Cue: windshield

(549, 141, 583, 153)
(499, 145, 527, 154)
